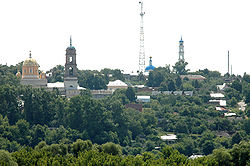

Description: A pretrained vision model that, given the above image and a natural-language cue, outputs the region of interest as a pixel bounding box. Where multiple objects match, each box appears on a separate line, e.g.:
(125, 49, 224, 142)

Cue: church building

(19, 37, 84, 98)
(20, 51, 47, 88)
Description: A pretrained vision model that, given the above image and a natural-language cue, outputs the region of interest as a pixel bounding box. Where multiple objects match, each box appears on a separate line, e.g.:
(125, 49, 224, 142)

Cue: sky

(0, 0, 249, 75)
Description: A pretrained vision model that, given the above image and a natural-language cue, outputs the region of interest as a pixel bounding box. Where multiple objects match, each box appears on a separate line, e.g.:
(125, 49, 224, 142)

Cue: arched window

(69, 67, 73, 76)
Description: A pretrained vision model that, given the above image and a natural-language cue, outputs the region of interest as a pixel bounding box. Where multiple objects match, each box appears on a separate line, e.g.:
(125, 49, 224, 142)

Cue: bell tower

(65, 37, 77, 77)
(179, 37, 184, 61)
(64, 36, 80, 97)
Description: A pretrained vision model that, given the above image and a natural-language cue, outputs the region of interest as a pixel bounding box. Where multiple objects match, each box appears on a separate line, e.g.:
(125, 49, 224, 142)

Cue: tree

(202, 140, 215, 155)
(242, 73, 250, 83)
(0, 150, 17, 166)
(102, 142, 122, 155)
(229, 97, 237, 107)
(72, 139, 92, 156)
(126, 87, 136, 102)
(230, 141, 250, 166)
(46, 65, 64, 83)
(172, 60, 189, 75)
(231, 79, 242, 93)
(243, 83, 250, 103)
(175, 75, 182, 89)
(225, 88, 241, 101)
(0, 85, 21, 124)
(78, 70, 107, 90)
(231, 132, 243, 145)
(212, 148, 232, 166)
(167, 79, 176, 91)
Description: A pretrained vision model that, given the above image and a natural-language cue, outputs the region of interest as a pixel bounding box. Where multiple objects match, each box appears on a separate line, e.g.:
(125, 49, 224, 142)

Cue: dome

(67, 46, 75, 50)
(23, 58, 39, 67)
(145, 65, 156, 71)
(145, 56, 155, 71)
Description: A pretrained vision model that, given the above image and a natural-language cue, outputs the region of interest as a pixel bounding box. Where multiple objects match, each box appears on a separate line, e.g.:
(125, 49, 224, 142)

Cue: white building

(107, 80, 128, 91)
(136, 96, 150, 103)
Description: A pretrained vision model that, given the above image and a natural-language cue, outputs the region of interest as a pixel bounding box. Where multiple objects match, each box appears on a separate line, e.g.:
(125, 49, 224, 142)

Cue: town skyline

(0, 0, 249, 75)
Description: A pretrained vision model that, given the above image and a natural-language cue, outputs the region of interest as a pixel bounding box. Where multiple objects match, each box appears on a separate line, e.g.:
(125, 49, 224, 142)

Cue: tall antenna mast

(228, 51, 230, 75)
(138, 1, 146, 73)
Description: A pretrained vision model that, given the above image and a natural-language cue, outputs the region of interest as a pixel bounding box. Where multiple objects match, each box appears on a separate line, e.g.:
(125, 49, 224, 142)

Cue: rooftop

(210, 93, 225, 98)
(107, 80, 128, 87)
(160, 134, 177, 141)
(47, 82, 64, 88)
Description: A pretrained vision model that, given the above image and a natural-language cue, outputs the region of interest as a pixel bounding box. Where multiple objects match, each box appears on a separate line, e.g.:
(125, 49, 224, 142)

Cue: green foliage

(102, 142, 122, 155)
(1, 63, 250, 163)
(78, 70, 107, 90)
(229, 97, 238, 107)
(212, 148, 232, 166)
(46, 65, 64, 83)
(231, 79, 242, 93)
(0, 150, 17, 166)
(125, 87, 136, 102)
(72, 139, 92, 156)
(0, 64, 21, 86)
(172, 60, 189, 75)
(230, 141, 250, 166)
(225, 87, 242, 101)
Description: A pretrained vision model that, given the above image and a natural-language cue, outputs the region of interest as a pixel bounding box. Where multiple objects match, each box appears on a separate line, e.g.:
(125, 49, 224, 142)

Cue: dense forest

(0, 62, 249, 165)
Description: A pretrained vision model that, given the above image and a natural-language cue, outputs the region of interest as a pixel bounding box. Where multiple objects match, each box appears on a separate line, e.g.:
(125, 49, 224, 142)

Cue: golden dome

(23, 51, 39, 67)
(23, 58, 39, 66)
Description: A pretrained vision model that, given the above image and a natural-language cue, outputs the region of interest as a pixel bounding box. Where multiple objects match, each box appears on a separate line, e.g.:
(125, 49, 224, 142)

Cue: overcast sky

(0, 0, 249, 75)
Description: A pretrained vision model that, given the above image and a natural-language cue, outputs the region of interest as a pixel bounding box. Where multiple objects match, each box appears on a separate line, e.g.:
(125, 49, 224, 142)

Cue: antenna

(228, 51, 230, 75)
(138, 1, 146, 73)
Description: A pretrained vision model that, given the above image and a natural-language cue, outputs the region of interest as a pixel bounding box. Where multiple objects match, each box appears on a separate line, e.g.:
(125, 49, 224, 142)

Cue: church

(19, 37, 84, 98)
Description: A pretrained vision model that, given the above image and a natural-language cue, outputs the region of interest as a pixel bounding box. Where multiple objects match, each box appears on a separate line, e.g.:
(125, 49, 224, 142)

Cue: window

(69, 67, 73, 76)
(30, 68, 32, 74)
(69, 57, 73, 63)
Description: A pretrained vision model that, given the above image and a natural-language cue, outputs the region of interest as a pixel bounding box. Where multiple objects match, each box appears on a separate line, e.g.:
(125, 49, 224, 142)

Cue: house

(184, 91, 193, 96)
(180, 75, 206, 80)
(107, 80, 128, 91)
(216, 107, 228, 112)
(209, 100, 227, 107)
(137, 96, 150, 103)
(216, 131, 230, 137)
(125, 103, 143, 112)
(173, 91, 183, 95)
(160, 134, 177, 141)
(210, 93, 225, 98)
(91, 90, 113, 99)
(224, 112, 236, 117)
(217, 83, 227, 91)
(188, 155, 203, 160)
(162, 91, 172, 95)
(152, 91, 161, 96)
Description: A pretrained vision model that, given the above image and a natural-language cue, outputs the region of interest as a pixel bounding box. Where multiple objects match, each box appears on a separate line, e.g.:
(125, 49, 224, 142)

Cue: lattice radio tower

(138, 1, 146, 73)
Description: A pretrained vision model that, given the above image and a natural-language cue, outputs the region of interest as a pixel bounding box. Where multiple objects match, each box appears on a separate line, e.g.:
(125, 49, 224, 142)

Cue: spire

(70, 35, 72, 47)
(180, 36, 183, 42)
(149, 56, 152, 66)
(29, 51, 32, 58)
